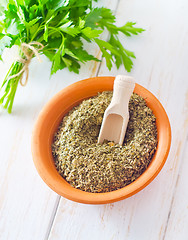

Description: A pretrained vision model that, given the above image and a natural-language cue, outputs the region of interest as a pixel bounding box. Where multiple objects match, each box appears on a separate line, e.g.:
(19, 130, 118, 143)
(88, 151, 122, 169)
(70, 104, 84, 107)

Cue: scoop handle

(111, 75, 135, 112)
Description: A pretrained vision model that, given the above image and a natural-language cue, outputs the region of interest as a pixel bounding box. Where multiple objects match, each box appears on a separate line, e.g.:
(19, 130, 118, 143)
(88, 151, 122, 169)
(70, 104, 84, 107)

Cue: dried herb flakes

(52, 91, 157, 193)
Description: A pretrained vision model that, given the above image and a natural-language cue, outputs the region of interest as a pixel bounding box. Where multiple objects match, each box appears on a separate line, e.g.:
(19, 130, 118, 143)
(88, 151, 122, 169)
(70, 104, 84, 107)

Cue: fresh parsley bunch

(0, 0, 144, 113)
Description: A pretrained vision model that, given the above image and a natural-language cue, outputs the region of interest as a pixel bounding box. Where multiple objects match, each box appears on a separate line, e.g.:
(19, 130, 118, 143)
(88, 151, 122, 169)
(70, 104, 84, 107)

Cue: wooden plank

(163, 137, 188, 240)
(0, 1, 117, 239)
(48, 0, 188, 240)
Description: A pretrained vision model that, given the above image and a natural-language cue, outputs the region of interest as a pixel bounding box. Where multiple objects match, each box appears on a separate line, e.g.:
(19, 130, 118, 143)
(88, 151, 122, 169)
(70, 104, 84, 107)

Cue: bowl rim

(31, 76, 171, 204)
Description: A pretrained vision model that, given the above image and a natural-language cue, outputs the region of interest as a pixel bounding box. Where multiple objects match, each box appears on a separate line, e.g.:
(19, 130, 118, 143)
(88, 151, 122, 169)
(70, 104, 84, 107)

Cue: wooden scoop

(98, 75, 135, 145)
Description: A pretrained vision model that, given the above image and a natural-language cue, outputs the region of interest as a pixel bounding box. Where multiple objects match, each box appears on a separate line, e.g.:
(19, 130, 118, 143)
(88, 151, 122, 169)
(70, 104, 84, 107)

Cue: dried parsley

(52, 92, 157, 193)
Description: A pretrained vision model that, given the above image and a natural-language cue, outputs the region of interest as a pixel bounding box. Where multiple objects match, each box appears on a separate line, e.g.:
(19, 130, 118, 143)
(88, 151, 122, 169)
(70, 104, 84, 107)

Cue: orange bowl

(31, 76, 171, 204)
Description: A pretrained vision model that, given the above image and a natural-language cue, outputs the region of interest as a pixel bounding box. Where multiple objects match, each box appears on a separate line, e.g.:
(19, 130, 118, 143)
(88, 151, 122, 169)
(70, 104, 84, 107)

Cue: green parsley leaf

(51, 48, 61, 75)
(118, 22, 145, 36)
(85, 8, 102, 29)
(82, 27, 102, 39)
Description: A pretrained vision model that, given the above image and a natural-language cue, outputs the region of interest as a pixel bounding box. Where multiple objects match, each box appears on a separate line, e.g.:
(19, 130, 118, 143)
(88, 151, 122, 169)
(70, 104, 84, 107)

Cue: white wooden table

(1, 0, 188, 239)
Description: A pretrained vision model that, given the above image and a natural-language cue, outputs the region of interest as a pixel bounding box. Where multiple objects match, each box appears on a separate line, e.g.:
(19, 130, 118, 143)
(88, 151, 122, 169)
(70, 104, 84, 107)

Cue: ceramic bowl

(31, 76, 171, 204)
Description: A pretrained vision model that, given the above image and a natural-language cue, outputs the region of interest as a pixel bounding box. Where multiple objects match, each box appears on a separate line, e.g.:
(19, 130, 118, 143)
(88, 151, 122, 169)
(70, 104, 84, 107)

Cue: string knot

(8, 42, 44, 86)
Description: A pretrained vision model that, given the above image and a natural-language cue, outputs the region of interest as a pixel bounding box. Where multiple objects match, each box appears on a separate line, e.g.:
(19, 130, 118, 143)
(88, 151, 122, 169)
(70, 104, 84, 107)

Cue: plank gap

(162, 130, 188, 240)
(162, 175, 180, 240)
(45, 195, 61, 240)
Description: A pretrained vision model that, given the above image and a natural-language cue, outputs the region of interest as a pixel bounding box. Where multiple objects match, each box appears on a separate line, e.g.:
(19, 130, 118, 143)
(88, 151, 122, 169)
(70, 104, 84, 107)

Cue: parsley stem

(0, 62, 15, 90)
(1, 61, 23, 113)
(7, 78, 19, 113)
